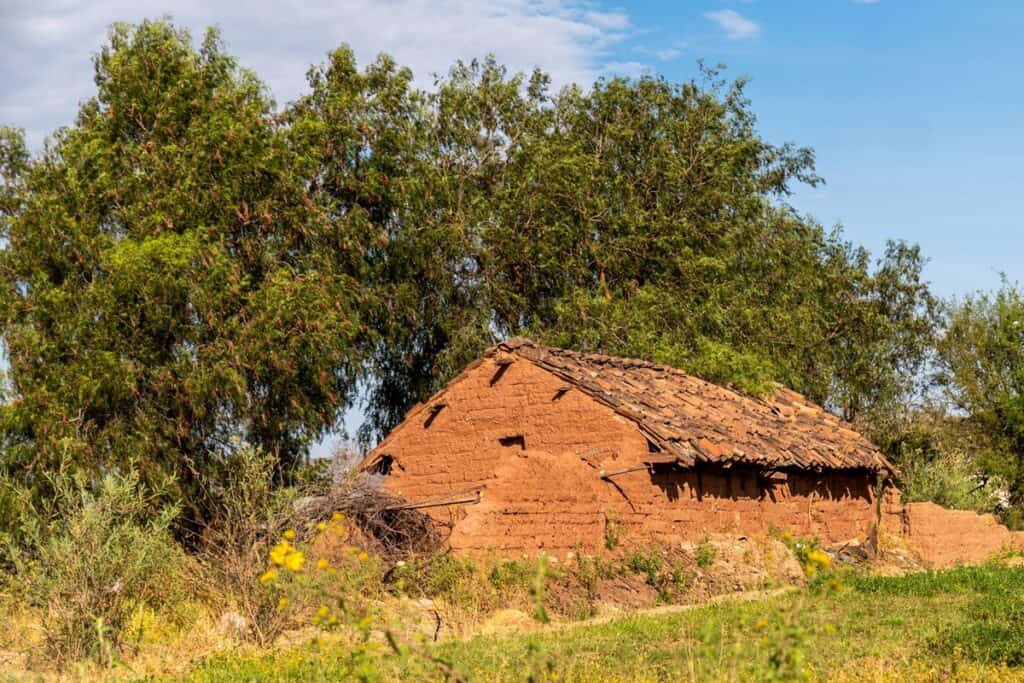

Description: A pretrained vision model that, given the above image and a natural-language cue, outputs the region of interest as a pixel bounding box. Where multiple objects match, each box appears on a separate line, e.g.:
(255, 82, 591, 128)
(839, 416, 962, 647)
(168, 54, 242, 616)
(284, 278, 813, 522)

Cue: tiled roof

(494, 338, 896, 475)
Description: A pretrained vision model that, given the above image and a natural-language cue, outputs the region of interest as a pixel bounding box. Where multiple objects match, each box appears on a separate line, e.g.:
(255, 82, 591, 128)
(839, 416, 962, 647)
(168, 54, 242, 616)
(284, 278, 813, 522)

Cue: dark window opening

(424, 403, 446, 428)
(647, 439, 661, 453)
(552, 386, 570, 401)
(490, 362, 512, 386)
(371, 454, 394, 476)
(499, 435, 526, 449)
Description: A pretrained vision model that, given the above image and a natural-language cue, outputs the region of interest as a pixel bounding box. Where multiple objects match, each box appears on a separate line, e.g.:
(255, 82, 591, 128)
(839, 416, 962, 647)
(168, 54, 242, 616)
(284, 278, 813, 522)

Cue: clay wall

(610, 465, 877, 549)
(896, 501, 1024, 568)
(445, 456, 878, 555)
(373, 356, 652, 504)
(374, 357, 881, 556)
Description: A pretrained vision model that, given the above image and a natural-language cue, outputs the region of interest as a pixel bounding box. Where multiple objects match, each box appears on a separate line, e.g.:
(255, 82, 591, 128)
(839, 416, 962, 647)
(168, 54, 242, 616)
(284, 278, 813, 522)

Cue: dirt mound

(679, 536, 805, 598)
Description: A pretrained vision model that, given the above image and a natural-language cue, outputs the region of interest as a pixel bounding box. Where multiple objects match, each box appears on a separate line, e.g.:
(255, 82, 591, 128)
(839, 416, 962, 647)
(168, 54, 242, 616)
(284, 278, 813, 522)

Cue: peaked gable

(499, 338, 895, 475)
(361, 338, 896, 477)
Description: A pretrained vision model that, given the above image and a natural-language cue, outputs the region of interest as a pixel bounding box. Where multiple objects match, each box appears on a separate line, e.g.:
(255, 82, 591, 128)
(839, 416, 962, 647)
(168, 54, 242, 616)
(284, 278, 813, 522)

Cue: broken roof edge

(358, 337, 898, 478)
(493, 337, 898, 478)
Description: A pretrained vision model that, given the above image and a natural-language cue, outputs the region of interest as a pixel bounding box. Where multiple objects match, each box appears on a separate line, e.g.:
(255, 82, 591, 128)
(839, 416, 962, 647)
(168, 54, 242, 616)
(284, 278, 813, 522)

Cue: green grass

(183, 563, 1024, 682)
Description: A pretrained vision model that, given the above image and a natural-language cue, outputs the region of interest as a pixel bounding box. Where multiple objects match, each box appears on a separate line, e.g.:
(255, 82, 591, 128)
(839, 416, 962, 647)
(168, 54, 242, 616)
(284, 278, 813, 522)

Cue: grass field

(185, 563, 1024, 682)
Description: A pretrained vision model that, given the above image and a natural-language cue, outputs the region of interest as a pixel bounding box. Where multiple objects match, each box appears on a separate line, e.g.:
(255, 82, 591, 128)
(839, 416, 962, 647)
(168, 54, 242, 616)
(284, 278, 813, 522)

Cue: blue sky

(2, 0, 1021, 450)
(621, 1, 1023, 300)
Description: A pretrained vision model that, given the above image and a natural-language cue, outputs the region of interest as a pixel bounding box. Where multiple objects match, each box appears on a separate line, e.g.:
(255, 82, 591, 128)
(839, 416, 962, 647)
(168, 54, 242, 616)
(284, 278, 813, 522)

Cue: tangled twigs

(298, 473, 446, 561)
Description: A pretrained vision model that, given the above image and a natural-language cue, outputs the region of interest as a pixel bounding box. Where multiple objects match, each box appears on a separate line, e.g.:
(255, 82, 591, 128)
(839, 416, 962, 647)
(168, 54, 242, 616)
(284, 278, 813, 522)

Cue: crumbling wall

(371, 356, 882, 556)
(372, 356, 651, 507)
(446, 458, 879, 556)
(608, 466, 877, 549)
(897, 501, 1024, 568)
(448, 450, 608, 554)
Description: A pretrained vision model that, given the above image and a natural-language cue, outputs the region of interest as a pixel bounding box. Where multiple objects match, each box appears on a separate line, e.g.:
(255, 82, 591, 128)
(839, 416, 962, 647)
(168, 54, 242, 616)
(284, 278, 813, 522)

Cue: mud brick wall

(448, 449, 610, 554)
(897, 502, 1024, 568)
(374, 356, 881, 556)
(373, 356, 652, 505)
(609, 467, 877, 549)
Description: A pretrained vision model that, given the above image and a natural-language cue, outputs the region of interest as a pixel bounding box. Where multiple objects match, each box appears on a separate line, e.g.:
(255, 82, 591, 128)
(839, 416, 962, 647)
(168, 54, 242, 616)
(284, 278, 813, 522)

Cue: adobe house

(359, 338, 1024, 563)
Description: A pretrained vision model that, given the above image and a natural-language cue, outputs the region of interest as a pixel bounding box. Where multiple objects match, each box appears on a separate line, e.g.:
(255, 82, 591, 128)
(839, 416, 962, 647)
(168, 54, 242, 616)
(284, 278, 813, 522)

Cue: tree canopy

(0, 22, 366, 522)
(0, 19, 954, 523)
(350, 58, 939, 444)
(939, 283, 1024, 511)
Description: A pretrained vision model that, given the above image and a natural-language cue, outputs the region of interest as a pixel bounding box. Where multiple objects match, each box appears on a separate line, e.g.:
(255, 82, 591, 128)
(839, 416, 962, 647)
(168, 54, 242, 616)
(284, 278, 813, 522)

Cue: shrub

(695, 535, 716, 568)
(194, 444, 300, 646)
(260, 516, 385, 630)
(15, 471, 182, 667)
(897, 447, 1005, 514)
(623, 548, 692, 603)
(625, 549, 665, 585)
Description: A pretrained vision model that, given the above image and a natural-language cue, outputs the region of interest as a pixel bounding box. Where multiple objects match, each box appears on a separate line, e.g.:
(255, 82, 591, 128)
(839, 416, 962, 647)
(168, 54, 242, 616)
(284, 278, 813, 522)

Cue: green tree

(0, 21, 941, 522)
(350, 59, 938, 443)
(0, 21, 364, 524)
(939, 283, 1024, 514)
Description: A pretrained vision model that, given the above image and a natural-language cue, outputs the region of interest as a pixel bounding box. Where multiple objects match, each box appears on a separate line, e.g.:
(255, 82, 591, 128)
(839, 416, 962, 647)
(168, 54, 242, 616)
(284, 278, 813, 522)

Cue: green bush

(15, 471, 182, 667)
(195, 444, 301, 646)
(897, 448, 1005, 514)
(695, 535, 717, 569)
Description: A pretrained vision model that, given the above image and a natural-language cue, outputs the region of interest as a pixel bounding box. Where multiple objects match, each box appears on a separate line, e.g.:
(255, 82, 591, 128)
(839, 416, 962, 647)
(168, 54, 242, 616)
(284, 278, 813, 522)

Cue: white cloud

(656, 47, 683, 61)
(0, 0, 634, 149)
(585, 9, 631, 30)
(603, 61, 650, 78)
(704, 9, 761, 40)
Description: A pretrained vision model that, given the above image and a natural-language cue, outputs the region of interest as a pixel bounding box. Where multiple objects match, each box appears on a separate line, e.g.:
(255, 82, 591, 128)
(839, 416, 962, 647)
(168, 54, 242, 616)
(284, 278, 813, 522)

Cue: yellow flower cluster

(803, 548, 832, 577)
(312, 605, 332, 626)
(268, 533, 305, 574)
(806, 548, 831, 569)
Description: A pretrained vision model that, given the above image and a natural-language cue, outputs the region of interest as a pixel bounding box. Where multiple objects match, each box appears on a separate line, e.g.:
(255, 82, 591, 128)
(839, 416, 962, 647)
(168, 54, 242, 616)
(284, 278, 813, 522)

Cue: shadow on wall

(648, 464, 875, 505)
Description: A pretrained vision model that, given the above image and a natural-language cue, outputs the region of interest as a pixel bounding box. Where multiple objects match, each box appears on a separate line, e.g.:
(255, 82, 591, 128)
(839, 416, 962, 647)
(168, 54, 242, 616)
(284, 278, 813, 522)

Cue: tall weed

(14, 470, 182, 667)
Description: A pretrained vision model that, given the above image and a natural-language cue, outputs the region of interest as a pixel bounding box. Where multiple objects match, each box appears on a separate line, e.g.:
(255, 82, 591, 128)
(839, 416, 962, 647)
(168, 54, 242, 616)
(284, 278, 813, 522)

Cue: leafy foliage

(350, 58, 939, 443)
(0, 19, 947, 524)
(0, 22, 364, 524)
(938, 283, 1024, 513)
(13, 471, 182, 666)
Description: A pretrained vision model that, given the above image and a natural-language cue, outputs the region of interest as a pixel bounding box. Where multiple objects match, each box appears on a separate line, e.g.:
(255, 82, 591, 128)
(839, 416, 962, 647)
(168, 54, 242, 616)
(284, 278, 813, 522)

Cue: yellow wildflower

(283, 529, 296, 541)
(269, 540, 292, 566)
(258, 569, 278, 584)
(357, 551, 369, 562)
(316, 606, 330, 619)
(284, 550, 305, 572)
(755, 617, 769, 630)
(277, 597, 289, 611)
(331, 512, 345, 522)
(806, 549, 831, 569)
(316, 558, 329, 570)
(317, 521, 327, 532)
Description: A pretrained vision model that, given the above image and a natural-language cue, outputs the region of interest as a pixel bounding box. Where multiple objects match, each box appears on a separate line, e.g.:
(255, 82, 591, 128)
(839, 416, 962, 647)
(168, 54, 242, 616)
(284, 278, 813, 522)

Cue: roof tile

(493, 338, 896, 476)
